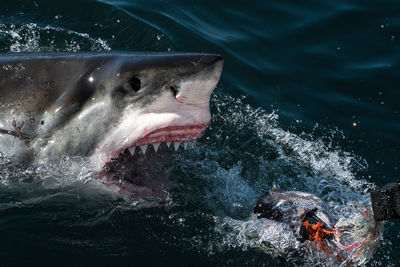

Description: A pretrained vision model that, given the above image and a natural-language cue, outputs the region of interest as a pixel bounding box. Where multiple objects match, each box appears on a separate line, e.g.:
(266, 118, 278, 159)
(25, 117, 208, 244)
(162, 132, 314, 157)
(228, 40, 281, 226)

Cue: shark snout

(175, 55, 223, 105)
(198, 54, 223, 67)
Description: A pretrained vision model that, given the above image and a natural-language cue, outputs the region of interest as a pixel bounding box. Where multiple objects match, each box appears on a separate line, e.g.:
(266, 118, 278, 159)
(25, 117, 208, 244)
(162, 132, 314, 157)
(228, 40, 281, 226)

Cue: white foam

(0, 23, 111, 52)
(171, 93, 380, 265)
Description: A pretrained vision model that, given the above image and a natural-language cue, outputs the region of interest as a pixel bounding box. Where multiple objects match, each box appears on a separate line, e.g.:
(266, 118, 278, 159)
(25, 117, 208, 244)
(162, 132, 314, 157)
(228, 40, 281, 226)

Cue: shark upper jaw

(110, 121, 209, 159)
(92, 115, 210, 171)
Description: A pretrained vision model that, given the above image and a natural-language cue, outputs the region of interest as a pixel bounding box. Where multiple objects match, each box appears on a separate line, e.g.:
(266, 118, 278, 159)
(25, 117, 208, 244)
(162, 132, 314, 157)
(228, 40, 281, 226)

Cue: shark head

(90, 53, 223, 170)
(0, 52, 222, 176)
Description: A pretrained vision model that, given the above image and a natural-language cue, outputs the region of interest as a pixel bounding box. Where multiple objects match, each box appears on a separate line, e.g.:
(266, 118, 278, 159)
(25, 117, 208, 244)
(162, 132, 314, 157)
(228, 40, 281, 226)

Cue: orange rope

(302, 221, 353, 264)
(303, 220, 337, 254)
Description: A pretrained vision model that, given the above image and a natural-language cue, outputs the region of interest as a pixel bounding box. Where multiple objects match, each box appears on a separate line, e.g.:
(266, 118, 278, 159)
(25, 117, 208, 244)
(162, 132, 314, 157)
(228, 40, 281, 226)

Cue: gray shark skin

(0, 52, 223, 171)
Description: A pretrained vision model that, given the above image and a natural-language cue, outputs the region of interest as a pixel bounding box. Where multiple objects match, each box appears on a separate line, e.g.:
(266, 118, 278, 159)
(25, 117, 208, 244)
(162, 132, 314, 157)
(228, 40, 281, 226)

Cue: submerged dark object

(253, 185, 397, 265)
(253, 188, 334, 242)
(253, 189, 382, 265)
(370, 182, 400, 221)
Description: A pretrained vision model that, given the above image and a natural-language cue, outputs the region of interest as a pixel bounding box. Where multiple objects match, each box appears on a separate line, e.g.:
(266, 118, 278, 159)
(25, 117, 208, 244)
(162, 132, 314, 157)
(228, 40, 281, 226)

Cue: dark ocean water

(0, 0, 399, 266)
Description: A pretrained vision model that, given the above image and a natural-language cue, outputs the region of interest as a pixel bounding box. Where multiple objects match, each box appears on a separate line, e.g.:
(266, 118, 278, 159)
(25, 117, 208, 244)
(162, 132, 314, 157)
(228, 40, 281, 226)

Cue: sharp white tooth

(192, 140, 197, 147)
(153, 143, 160, 152)
(174, 142, 181, 151)
(128, 147, 135, 155)
(140, 145, 148, 154)
(183, 142, 188, 150)
(166, 142, 171, 148)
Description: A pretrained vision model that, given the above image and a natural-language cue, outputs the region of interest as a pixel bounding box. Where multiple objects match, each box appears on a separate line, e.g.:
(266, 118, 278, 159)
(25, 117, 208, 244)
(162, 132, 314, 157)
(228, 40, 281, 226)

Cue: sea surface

(0, 0, 399, 266)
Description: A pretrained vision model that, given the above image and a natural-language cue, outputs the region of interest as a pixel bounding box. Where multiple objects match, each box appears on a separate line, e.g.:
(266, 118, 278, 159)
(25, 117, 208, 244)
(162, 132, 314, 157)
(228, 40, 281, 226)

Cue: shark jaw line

(113, 122, 208, 158)
(96, 122, 208, 171)
(133, 123, 208, 146)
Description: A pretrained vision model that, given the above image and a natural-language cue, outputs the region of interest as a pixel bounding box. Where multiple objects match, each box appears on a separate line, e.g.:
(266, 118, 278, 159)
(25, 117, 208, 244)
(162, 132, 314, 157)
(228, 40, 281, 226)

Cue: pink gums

(134, 123, 208, 146)
(107, 122, 209, 160)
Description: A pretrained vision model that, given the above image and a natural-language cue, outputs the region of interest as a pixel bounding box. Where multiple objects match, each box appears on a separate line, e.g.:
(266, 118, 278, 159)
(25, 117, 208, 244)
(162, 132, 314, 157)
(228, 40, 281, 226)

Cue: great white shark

(0, 52, 223, 185)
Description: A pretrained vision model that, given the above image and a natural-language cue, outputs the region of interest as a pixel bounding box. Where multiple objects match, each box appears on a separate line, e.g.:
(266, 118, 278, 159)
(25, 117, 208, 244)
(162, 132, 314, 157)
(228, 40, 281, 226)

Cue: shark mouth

(108, 122, 209, 161)
(101, 122, 209, 199)
(126, 123, 209, 155)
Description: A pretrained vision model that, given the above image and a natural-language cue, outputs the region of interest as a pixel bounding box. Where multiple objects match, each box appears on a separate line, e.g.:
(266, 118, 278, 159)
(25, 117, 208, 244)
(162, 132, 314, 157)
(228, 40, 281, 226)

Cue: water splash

(0, 23, 111, 52)
(171, 93, 382, 265)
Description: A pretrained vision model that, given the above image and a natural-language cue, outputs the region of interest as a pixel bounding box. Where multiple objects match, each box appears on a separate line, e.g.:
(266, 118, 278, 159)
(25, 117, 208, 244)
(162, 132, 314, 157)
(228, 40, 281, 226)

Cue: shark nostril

(170, 85, 178, 97)
(115, 76, 141, 96)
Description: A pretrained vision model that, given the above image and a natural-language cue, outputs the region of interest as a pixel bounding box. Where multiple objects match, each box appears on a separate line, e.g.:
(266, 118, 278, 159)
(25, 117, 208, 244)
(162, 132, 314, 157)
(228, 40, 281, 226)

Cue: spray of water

(171, 93, 384, 266)
(0, 23, 110, 52)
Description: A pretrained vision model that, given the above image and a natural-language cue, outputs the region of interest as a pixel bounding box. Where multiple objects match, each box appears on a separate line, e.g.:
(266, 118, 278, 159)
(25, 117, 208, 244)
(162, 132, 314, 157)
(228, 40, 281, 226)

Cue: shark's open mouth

(101, 123, 209, 199)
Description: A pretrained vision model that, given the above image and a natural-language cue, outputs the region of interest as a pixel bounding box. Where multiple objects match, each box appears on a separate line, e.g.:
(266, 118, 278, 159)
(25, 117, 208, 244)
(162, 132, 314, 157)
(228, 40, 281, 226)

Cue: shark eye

(170, 85, 178, 97)
(129, 76, 141, 92)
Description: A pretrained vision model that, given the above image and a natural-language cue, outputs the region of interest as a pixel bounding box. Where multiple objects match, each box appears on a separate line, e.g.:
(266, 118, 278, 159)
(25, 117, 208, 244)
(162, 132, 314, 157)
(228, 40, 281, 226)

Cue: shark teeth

(174, 141, 181, 151)
(126, 139, 197, 156)
(139, 144, 148, 154)
(153, 142, 160, 152)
